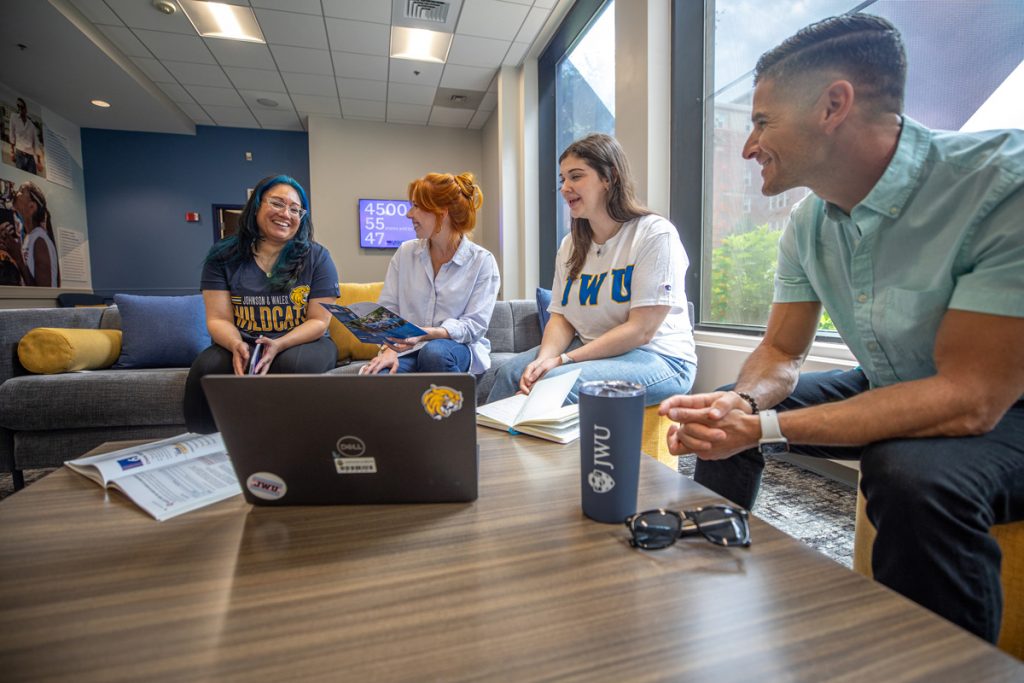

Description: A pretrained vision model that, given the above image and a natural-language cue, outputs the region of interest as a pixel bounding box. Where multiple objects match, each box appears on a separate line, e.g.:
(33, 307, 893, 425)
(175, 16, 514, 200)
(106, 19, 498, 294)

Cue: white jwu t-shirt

(548, 214, 696, 364)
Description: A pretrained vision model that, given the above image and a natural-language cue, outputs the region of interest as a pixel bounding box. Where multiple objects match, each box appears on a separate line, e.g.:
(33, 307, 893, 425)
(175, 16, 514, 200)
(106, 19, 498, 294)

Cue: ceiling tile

(283, 73, 338, 97)
(389, 59, 443, 86)
(501, 0, 533, 4)
(270, 45, 334, 76)
(447, 35, 511, 68)
(186, 85, 246, 107)
(255, 9, 329, 49)
(388, 82, 437, 106)
(457, 0, 528, 41)
(515, 7, 551, 45)
(251, 0, 323, 15)
(103, 0, 196, 34)
(429, 107, 474, 127)
(175, 101, 214, 124)
(322, 0, 391, 24)
(387, 103, 431, 124)
(253, 108, 305, 130)
(156, 82, 196, 104)
(503, 42, 529, 66)
(97, 25, 149, 58)
(238, 90, 293, 110)
(69, 0, 123, 25)
(334, 52, 389, 80)
(205, 40, 278, 70)
(341, 99, 386, 119)
(133, 30, 217, 64)
(337, 78, 387, 101)
(469, 109, 493, 129)
(533, 0, 557, 8)
(131, 57, 175, 83)
(163, 61, 233, 87)
(203, 105, 260, 127)
(479, 91, 497, 112)
(325, 18, 390, 56)
(440, 64, 495, 91)
(224, 66, 287, 92)
(291, 94, 341, 115)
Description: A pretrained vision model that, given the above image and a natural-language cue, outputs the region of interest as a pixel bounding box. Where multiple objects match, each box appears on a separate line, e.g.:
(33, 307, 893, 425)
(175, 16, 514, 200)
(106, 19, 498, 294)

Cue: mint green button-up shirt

(774, 116, 1024, 388)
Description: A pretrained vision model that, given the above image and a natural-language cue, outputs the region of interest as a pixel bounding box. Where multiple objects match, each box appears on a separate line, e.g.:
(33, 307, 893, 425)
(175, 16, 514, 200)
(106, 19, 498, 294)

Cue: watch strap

(759, 409, 783, 440)
(559, 352, 573, 365)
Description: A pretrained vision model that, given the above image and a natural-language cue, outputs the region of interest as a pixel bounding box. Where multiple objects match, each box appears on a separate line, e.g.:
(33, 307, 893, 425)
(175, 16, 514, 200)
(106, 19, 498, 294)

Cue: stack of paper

(477, 368, 582, 443)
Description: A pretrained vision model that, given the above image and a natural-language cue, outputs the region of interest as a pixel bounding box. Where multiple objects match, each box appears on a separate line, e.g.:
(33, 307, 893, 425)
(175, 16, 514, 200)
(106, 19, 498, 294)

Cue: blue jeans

(486, 340, 696, 407)
(694, 369, 1024, 643)
(390, 339, 471, 373)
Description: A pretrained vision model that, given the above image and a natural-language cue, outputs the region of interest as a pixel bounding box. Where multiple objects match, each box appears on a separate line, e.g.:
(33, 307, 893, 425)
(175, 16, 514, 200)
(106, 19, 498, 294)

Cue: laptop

(201, 373, 478, 505)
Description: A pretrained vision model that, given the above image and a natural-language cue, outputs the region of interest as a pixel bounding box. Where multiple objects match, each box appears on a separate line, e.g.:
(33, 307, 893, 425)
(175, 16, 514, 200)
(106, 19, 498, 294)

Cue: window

(683, 0, 1024, 331)
(538, 0, 615, 286)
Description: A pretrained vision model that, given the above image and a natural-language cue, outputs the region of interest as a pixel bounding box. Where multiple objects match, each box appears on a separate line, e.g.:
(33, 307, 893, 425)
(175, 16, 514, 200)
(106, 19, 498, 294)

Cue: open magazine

(476, 368, 582, 443)
(65, 433, 242, 521)
(320, 302, 427, 345)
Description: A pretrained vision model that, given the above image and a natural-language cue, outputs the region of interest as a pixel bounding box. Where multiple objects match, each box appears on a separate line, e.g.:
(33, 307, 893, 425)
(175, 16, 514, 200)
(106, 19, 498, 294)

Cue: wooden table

(0, 431, 1020, 682)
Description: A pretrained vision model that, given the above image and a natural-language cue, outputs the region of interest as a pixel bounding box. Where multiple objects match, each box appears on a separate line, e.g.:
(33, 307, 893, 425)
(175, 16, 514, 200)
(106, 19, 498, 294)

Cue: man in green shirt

(661, 13, 1024, 643)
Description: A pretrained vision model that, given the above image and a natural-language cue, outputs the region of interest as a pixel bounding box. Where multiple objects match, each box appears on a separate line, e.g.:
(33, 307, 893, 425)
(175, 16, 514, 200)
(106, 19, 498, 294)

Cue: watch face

(759, 440, 789, 456)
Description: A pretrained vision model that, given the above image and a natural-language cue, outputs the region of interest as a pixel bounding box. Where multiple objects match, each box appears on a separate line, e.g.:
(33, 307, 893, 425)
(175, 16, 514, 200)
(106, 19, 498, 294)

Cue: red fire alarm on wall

(185, 212, 201, 222)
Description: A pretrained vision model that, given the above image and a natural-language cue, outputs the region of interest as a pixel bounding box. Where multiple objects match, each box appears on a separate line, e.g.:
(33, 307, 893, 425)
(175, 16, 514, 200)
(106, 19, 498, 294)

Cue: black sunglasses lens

(630, 511, 681, 549)
(690, 507, 749, 546)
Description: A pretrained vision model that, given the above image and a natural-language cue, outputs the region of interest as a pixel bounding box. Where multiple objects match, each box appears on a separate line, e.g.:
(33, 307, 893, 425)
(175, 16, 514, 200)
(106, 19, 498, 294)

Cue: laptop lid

(201, 374, 478, 505)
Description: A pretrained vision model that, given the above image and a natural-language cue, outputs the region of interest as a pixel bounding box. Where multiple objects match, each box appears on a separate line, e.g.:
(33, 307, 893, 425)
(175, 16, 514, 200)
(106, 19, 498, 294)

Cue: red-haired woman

(360, 172, 500, 375)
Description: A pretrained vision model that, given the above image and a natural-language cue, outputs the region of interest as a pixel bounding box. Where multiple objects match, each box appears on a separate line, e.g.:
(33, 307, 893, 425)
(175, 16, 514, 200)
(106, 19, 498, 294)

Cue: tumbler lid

(579, 380, 646, 398)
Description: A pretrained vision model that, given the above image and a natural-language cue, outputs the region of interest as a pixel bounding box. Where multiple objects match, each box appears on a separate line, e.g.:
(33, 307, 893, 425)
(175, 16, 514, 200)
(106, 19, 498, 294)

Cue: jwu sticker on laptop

(247, 472, 287, 500)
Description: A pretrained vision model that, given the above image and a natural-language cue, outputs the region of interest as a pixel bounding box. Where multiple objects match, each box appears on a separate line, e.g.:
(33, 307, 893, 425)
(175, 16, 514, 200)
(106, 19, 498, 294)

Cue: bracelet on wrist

(734, 391, 759, 415)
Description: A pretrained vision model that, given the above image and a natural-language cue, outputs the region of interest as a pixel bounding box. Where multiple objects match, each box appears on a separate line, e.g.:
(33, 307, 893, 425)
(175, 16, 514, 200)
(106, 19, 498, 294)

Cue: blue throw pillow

(112, 294, 211, 369)
(536, 287, 552, 334)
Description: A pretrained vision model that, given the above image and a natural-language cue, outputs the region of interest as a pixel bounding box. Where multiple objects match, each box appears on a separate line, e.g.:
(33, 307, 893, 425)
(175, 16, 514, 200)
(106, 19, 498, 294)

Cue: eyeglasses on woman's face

(264, 196, 307, 220)
(625, 505, 751, 550)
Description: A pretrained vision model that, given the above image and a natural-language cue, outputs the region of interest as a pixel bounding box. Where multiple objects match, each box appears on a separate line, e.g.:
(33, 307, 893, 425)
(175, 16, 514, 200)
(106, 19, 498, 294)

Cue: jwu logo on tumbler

(579, 381, 645, 523)
(588, 424, 616, 493)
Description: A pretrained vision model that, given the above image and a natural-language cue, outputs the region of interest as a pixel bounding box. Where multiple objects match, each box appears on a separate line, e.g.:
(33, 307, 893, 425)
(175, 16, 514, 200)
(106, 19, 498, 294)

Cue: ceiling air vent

(405, 0, 449, 24)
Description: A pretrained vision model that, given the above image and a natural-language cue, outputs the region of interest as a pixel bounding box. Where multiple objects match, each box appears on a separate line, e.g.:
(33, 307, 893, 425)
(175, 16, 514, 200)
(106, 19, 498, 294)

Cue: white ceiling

(0, 0, 559, 134)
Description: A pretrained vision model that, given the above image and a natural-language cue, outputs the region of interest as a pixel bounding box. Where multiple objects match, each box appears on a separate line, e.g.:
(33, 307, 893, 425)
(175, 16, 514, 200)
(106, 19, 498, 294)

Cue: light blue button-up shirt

(379, 236, 500, 374)
(775, 116, 1024, 388)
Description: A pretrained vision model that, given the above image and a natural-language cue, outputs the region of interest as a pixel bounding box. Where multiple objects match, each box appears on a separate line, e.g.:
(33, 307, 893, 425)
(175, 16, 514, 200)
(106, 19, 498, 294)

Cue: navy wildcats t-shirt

(201, 242, 340, 342)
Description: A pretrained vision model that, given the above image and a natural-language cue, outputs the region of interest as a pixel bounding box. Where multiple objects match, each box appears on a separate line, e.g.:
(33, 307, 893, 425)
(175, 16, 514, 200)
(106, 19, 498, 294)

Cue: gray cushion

(0, 368, 188, 430)
(13, 424, 186, 470)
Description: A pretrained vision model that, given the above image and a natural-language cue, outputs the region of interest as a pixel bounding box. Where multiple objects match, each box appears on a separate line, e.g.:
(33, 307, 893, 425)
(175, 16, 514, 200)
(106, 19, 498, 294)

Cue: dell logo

(335, 436, 366, 458)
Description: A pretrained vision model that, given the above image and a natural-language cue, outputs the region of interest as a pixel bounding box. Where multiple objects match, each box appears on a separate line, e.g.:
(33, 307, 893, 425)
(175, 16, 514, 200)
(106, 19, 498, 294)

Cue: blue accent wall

(81, 125, 309, 296)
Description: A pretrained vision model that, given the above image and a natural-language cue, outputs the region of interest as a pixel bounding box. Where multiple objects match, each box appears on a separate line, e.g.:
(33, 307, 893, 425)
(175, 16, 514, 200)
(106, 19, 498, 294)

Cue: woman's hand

(360, 347, 399, 375)
(383, 326, 445, 353)
(229, 339, 250, 376)
(518, 356, 562, 394)
(249, 335, 283, 375)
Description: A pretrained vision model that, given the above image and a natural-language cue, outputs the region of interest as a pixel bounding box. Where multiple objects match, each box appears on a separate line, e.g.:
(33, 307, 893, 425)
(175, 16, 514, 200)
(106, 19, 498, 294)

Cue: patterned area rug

(2, 461, 856, 567)
(678, 455, 856, 568)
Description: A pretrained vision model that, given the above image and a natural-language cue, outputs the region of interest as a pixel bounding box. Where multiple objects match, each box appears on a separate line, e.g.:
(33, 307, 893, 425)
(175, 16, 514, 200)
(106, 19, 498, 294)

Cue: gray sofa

(0, 299, 541, 488)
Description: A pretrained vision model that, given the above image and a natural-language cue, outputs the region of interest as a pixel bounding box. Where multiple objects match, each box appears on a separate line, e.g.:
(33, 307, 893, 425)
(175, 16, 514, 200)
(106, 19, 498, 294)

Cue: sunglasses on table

(625, 505, 751, 550)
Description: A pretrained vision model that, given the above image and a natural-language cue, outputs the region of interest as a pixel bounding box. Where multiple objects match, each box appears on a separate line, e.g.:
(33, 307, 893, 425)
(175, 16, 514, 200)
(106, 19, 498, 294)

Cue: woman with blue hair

(184, 174, 340, 433)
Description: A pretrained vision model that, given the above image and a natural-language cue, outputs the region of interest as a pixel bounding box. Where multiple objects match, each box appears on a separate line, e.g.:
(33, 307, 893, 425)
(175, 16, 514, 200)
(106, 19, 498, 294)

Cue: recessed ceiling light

(91, 99, 111, 108)
(178, 0, 265, 43)
(256, 98, 279, 107)
(390, 26, 452, 64)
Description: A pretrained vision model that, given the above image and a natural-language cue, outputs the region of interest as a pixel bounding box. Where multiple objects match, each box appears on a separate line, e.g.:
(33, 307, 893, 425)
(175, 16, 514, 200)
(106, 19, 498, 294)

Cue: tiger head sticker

(289, 285, 310, 308)
(421, 385, 464, 421)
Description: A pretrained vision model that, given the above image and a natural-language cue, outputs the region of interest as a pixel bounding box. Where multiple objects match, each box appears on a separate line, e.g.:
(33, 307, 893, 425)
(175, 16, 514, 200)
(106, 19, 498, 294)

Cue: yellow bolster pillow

(328, 281, 385, 362)
(18, 327, 123, 374)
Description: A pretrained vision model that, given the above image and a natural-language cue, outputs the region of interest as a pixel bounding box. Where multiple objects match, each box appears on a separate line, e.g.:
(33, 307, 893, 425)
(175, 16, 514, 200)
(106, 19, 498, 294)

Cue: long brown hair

(559, 134, 651, 280)
(408, 172, 484, 247)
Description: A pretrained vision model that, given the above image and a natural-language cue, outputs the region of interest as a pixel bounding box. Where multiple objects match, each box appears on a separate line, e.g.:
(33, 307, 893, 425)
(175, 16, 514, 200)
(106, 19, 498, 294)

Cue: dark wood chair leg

(12, 470, 25, 491)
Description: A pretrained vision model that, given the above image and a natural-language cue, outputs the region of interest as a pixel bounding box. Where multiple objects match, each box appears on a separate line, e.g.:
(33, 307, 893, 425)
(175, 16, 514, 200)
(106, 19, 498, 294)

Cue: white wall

(307, 116, 484, 284)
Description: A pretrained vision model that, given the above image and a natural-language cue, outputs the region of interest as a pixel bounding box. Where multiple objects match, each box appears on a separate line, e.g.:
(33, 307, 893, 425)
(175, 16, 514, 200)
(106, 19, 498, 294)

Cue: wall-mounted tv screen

(359, 198, 415, 249)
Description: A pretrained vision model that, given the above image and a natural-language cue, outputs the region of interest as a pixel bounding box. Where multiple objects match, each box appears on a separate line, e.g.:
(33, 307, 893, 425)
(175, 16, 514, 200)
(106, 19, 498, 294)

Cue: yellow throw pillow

(328, 282, 385, 361)
(18, 327, 122, 374)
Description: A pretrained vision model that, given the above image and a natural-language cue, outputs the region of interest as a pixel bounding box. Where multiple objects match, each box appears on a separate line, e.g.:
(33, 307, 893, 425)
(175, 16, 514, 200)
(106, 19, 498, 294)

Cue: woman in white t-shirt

(487, 133, 696, 406)
(0, 181, 60, 287)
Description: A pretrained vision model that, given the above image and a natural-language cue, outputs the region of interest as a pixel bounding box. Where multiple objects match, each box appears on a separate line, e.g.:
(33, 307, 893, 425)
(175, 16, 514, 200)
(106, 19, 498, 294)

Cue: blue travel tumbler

(579, 380, 646, 524)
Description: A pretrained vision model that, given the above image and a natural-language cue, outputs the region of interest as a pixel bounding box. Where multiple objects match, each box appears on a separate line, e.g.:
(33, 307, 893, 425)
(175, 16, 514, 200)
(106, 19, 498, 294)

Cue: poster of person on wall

(1, 96, 47, 178)
(0, 177, 61, 287)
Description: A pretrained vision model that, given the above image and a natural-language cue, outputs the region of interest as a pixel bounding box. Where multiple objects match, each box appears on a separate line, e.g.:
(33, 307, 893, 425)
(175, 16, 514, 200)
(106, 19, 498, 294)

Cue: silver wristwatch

(559, 352, 574, 365)
(758, 409, 789, 455)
